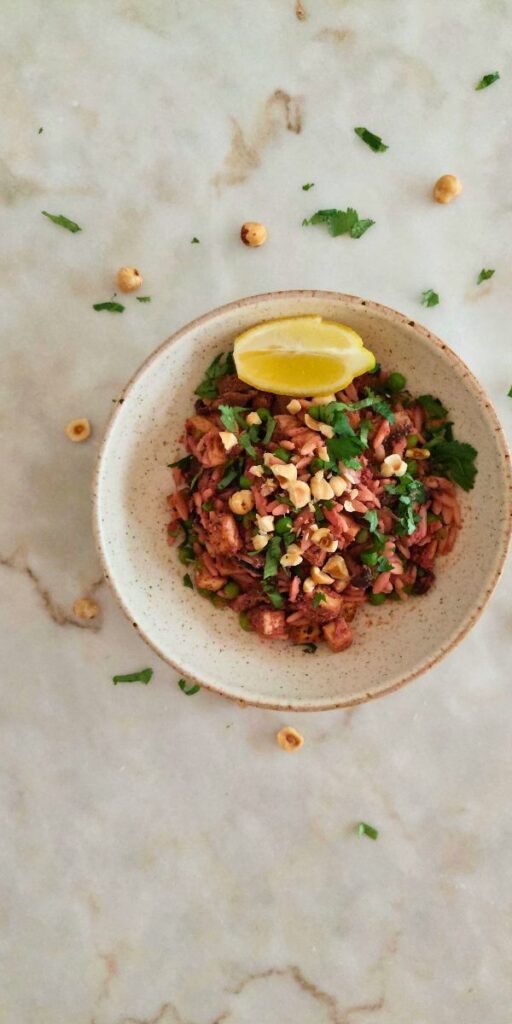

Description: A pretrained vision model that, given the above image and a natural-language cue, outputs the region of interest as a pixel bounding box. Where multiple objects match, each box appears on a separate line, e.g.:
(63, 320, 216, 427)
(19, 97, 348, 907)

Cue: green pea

(275, 516, 293, 535)
(239, 611, 252, 631)
(223, 581, 241, 600)
(361, 550, 378, 566)
(355, 528, 369, 544)
(387, 372, 406, 392)
(369, 592, 386, 605)
(239, 474, 253, 488)
(407, 433, 419, 449)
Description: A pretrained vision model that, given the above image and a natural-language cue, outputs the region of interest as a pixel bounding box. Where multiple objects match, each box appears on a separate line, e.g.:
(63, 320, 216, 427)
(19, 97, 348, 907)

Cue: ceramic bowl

(94, 291, 511, 710)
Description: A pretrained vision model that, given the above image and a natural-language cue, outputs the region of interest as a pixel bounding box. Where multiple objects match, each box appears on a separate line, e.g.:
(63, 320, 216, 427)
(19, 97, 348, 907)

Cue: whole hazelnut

(116, 266, 143, 292)
(240, 222, 267, 247)
(433, 174, 462, 204)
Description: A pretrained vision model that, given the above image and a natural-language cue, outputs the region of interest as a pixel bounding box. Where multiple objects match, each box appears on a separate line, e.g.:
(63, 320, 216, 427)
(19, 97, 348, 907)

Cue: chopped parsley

(263, 536, 282, 579)
(239, 431, 257, 458)
(302, 182, 315, 190)
(363, 509, 379, 534)
(178, 678, 201, 695)
(273, 446, 291, 462)
(508, 386, 512, 398)
(303, 642, 317, 653)
(475, 71, 500, 90)
(429, 440, 477, 491)
(38, 126, 43, 134)
(421, 289, 439, 307)
(218, 404, 247, 433)
(93, 301, 125, 313)
(417, 394, 447, 419)
(113, 668, 153, 685)
(183, 573, 193, 589)
(312, 592, 327, 608)
(477, 268, 495, 285)
(354, 126, 388, 153)
(217, 456, 244, 490)
(137, 295, 152, 302)
(168, 454, 192, 469)
(358, 821, 378, 840)
(309, 391, 394, 426)
(42, 210, 82, 233)
(303, 207, 375, 239)
(195, 351, 235, 399)
(385, 474, 426, 535)
(191, 237, 200, 243)
(262, 580, 285, 609)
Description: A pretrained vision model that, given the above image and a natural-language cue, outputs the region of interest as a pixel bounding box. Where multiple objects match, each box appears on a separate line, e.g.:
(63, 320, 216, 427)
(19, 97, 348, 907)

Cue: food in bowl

(166, 320, 477, 652)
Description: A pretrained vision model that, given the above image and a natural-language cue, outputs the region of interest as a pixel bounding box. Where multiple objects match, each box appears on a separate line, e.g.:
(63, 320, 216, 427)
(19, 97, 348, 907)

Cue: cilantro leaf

(477, 268, 495, 284)
(354, 126, 388, 153)
(137, 295, 152, 302)
(217, 456, 244, 490)
(429, 440, 477, 491)
(218, 404, 247, 433)
(327, 435, 365, 463)
(262, 580, 285, 609)
(303, 642, 317, 653)
(508, 386, 512, 398)
(195, 351, 235, 399)
(113, 668, 153, 685)
(475, 71, 500, 90)
(312, 592, 327, 608)
(302, 182, 315, 190)
(191, 237, 200, 243)
(38, 126, 44, 134)
(303, 207, 375, 240)
(262, 414, 276, 444)
(358, 821, 378, 840)
(183, 573, 193, 589)
(363, 509, 379, 533)
(263, 536, 282, 579)
(417, 394, 447, 419)
(421, 289, 439, 307)
(42, 210, 82, 233)
(168, 454, 193, 469)
(93, 301, 125, 313)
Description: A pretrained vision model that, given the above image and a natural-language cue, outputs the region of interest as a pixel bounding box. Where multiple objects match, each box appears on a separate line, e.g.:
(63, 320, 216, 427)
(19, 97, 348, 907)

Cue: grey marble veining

(1, 1, 511, 1021)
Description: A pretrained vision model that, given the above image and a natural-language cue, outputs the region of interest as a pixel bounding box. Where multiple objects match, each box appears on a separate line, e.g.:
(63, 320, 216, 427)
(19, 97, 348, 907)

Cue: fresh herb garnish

(508, 386, 512, 398)
(113, 668, 153, 685)
(263, 536, 282, 579)
(195, 351, 235, 399)
(477, 268, 495, 284)
(183, 573, 193, 589)
(191, 237, 200, 243)
(93, 301, 125, 313)
(309, 391, 394, 427)
(261, 414, 276, 444)
(421, 289, 439, 307)
(302, 182, 315, 190)
(358, 821, 378, 840)
(137, 295, 152, 302)
(354, 126, 388, 153)
(475, 71, 500, 90)
(239, 431, 257, 459)
(262, 580, 285, 609)
(363, 509, 379, 533)
(303, 642, 317, 653)
(217, 456, 244, 491)
(168, 454, 193, 470)
(218, 404, 247, 433)
(42, 210, 82, 233)
(417, 394, 447, 419)
(273, 446, 291, 462)
(178, 678, 201, 695)
(327, 435, 365, 464)
(312, 592, 326, 608)
(38, 126, 43, 134)
(429, 440, 477, 491)
(303, 207, 375, 239)
(385, 474, 426, 535)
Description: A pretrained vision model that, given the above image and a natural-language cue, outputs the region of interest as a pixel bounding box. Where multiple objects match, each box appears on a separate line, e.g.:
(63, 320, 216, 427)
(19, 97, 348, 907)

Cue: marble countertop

(2, 1, 512, 1021)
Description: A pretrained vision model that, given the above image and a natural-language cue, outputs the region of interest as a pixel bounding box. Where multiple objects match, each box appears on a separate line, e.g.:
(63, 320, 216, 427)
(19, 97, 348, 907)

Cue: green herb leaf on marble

(42, 210, 82, 233)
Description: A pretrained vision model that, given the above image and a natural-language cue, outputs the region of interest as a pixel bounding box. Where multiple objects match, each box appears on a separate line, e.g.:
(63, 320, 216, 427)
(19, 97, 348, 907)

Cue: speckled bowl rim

(93, 290, 512, 711)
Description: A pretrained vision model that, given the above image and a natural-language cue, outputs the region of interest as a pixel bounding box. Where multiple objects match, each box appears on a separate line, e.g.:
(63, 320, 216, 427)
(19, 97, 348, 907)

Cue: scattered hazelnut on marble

(73, 596, 99, 620)
(240, 222, 267, 247)
(65, 418, 91, 442)
(276, 726, 304, 752)
(116, 266, 143, 292)
(433, 174, 462, 204)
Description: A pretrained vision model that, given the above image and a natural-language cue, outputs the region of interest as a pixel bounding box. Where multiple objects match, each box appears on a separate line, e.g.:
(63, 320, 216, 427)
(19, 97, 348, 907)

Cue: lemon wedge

(233, 316, 375, 396)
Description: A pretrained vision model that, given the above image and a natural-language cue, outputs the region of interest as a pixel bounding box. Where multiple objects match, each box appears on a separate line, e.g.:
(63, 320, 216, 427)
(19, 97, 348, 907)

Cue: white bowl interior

(95, 292, 511, 709)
